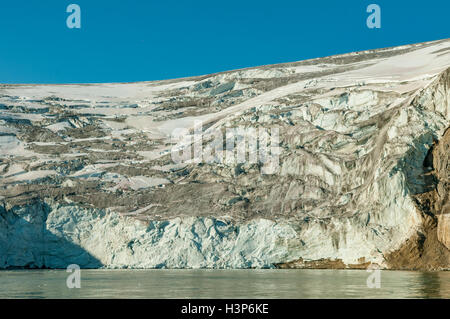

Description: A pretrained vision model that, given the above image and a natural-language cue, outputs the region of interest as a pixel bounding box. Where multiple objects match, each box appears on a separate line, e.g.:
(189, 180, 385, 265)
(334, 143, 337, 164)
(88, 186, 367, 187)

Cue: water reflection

(0, 269, 448, 299)
(417, 272, 443, 298)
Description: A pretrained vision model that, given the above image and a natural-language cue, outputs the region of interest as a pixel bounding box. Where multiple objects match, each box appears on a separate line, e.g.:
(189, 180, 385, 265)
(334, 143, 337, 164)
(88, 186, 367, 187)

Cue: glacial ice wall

(0, 189, 419, 269)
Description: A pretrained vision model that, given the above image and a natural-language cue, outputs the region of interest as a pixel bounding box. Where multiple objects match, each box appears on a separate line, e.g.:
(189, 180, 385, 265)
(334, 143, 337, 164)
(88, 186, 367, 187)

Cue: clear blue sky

(0, 0, 448, 84)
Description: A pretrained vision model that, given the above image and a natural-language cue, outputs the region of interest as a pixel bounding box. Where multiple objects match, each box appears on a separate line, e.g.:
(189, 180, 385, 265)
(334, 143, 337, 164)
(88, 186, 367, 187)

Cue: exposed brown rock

(277, 128, 450, 271)
(385, 127, 450, 270)
(276, 258, 346, 269)
(275, 257, 374, 269)
(438, 214, 450, 250)
(384, 206, 450, 270)
(433, 128, 450, 249)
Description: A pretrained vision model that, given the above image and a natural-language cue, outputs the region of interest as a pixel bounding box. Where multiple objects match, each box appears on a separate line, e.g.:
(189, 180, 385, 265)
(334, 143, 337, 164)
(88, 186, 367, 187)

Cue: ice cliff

(1, 38, 449, 269)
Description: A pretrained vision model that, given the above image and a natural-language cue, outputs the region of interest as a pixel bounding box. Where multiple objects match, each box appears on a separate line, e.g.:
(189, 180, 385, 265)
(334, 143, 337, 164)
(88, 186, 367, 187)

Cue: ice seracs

(0, 38, 449, 269)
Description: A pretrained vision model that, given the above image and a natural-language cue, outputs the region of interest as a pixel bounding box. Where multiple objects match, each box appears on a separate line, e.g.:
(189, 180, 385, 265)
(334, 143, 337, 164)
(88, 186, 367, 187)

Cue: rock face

(1, 39, 449, 269)
(433, 128, 450, 249)
(0, 201, 300, 268)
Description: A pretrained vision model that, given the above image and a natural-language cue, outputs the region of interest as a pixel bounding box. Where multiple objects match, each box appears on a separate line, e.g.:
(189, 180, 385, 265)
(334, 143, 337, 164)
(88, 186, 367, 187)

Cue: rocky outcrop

(385, 124, 450, 270)
(434, 128, 450, 249)
(1, 38, 449, 269)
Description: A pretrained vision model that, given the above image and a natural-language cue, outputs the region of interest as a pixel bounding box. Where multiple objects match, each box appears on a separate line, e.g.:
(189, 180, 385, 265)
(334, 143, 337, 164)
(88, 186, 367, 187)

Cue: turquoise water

(0, 269, 448, 299)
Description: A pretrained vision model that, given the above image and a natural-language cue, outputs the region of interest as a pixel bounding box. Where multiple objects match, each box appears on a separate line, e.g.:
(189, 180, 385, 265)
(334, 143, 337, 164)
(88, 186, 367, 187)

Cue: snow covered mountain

(1, 38, 449, 269)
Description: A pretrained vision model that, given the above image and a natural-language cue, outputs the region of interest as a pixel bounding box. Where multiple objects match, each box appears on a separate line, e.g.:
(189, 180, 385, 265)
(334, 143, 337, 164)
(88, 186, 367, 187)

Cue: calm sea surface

(0, 269, 448, 299)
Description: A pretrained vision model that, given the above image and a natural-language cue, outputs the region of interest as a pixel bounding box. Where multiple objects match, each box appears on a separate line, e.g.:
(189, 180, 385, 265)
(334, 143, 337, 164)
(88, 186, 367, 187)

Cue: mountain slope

(0, 39, 449, 269)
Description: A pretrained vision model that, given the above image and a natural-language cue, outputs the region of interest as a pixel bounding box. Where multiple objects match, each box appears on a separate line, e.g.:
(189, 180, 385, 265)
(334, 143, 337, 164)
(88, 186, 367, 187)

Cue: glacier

(0, 38, 449, 269)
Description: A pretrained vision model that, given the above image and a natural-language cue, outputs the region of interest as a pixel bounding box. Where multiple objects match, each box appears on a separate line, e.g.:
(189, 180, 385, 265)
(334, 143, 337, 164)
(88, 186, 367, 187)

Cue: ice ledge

(0, 190, 420, 269)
